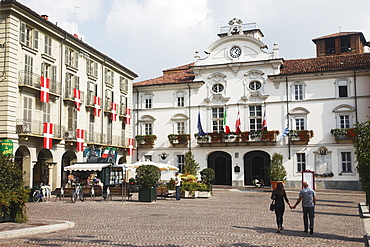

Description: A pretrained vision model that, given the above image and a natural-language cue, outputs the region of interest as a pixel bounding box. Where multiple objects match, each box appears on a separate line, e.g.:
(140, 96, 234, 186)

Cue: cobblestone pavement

(0, 189, 366, 247)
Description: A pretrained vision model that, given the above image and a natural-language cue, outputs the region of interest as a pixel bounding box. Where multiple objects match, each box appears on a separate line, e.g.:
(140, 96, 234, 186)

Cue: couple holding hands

(271, 181, 316, 234)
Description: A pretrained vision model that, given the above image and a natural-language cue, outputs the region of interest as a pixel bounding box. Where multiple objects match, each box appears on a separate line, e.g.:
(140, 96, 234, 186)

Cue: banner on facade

(0, 139, 13, 156)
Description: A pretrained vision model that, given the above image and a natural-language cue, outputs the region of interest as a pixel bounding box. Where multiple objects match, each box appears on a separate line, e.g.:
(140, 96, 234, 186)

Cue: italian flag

(223, 108, 230, 134)
(102, 147, 111, 158)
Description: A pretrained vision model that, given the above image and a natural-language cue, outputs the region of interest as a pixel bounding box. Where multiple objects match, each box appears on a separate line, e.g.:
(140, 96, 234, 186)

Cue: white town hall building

(133, 19, 370, 189)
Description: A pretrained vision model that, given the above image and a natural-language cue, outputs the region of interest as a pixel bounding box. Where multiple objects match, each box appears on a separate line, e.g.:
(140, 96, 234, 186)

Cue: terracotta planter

(270, 181, 285, 190)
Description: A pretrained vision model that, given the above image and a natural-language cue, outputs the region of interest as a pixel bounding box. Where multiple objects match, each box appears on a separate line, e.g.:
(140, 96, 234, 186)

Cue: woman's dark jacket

(271, 189, 289, 210)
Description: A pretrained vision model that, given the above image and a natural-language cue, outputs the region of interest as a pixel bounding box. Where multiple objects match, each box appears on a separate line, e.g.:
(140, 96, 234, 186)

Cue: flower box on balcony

(289, 130, 313, 144)
(168, 134, 190, 147)
(135, 135, 157, 148)
(330, 128, 356, 144)
(249, 130, 279, 142)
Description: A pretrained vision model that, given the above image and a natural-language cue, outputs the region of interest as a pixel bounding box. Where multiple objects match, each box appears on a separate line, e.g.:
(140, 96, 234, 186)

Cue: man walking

(292, 181, 316, 234)
(174, 172, 181, 200)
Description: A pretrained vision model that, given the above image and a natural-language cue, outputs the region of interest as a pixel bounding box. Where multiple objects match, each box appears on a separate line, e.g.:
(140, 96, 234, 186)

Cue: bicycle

(71, 183, 85, 203)
(32, 184, 51, 203)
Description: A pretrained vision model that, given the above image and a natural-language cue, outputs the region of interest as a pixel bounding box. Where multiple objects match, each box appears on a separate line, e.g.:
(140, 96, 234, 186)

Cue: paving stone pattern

(0, 189, 366, 246)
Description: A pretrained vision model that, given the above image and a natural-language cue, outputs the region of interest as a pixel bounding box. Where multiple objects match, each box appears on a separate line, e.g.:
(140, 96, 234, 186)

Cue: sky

(19, 0, 370, 82)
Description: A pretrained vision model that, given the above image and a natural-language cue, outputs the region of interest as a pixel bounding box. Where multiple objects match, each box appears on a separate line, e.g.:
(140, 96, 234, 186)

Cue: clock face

(230, 46, 241, 58)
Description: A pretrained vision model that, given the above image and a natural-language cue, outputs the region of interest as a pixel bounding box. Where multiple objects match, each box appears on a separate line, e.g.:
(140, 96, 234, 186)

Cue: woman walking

(271, 182, 291, 233)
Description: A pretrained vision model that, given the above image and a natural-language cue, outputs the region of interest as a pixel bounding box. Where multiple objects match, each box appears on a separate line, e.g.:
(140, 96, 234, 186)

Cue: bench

(156, 187, 175, 200)
(55, 187, 103, 201)
(106, 187, 132, 201)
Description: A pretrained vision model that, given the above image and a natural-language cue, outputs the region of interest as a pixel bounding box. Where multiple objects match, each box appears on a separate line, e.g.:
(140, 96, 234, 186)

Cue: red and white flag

(261, 108, 267, 131)
(76, 129, 84, 152)
(43, 122, 53, 149)
(223, 108, 230, 134)
(40, 76, 50, 103)
(235, 109, 241, 134)
(94, 96, 101, 117)
(111, 102, 117, 121)
(125, 108, 131, 125)
(128, 138, 134, 156)
(74, 89, 81, 111)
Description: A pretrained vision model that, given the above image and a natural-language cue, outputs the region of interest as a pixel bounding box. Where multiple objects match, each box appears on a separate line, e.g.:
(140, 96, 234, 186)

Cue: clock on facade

(229, 46, 242, 58)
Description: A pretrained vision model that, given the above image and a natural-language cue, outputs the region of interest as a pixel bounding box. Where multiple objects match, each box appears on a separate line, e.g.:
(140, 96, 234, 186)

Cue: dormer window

(249, 81, 261, 91)
(212, 83, 224, 93)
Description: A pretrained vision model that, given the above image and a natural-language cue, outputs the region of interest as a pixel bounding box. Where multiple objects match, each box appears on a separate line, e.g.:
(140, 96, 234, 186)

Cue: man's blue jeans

(303, 207, 315, 231)
(176, 186, 180, 200)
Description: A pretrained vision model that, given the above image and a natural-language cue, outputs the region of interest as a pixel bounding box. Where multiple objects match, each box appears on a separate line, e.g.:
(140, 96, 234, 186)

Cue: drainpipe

(285, 76, 290, 160)
(60, 34, 67, 138)
(354, 70, 358, 124)
(101, 57, 106, 143)
(135, 87, 139, 162)
(187, 83, 191, 152)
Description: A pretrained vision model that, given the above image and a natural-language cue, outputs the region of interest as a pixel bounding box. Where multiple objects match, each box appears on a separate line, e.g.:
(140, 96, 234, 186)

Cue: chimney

(41, 15, 49, 21)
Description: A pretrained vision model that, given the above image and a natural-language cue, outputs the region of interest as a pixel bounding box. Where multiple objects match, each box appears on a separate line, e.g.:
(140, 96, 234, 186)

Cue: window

(105, 89, 113, 111)
(294, 117, 305, 130)
(325, 38, 335, 55)
(23, 96, 32, 123)
(177, 91, 184, 107)
(87, 59, 98, 77)
(43, 103, 51, 123)
(297, 153, 306, 172)
(144, 155, 152, 161)
(144, 93, 152, 109)
(249, 81, 261, 90)
(44, 35, 52, 56)
(340, 115, 350, 129)
(177, 122, 185, 134)
(212, 83, 224, 93)
(177, 155, 185, 173)
(212, 107, 224, 132)
(19, 22, 38, 50)
(87, 81, 96, 106)
(340, 36, 351, 53)
(120, 77, 128, 93)
(65, 47, 78, 68)
(337, 80, 349, 97)
(144, 123, 152, 135)
(41, 63, 57, 92)
(104, 68, 114, 86)
(88, 114, 94, 142)
(341, 152, 352, 172)
(120, 95, 127, 115)
(249, 105, 262, 131)
(294, 84, 303, 100)
(24, 54, 33, 84)
(67, 107, 76, 130)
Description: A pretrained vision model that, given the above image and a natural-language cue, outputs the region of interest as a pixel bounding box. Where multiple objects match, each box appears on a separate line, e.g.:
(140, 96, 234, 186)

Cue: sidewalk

(0, 186, 366, 245)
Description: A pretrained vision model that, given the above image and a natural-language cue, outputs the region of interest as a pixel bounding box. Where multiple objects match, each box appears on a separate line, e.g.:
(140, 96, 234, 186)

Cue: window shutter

(94, 62, 98, 77)
(41, 62, 45, 77)
(33, 29, 38, 50)
(20, 22, 26, 44)
(51, 66, 57, 83)
(125, 79, 128, 92)
(86, 59, 90, 75)
(65, 47, 70, 66)
(74, 51, 79, 68)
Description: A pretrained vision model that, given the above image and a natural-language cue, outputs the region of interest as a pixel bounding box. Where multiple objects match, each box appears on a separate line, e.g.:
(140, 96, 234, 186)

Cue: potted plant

(135, 135, 157, 147)
(200, 168, 215, 193)
(0, 154, 29, 223)
(135, 165, 161, 202)
(268, 153, 287, 190)
(197, 183, 212, 198)
(180, 181, 198, 198)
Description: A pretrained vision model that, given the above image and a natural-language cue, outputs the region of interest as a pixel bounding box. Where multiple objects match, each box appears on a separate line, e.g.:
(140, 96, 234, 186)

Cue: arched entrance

(244, 151, 270, 186)
(207, 151, 232, 185)
(33, 149, 53, 187)
(61, 151, 77, 187)
(14, 146, 31, 187)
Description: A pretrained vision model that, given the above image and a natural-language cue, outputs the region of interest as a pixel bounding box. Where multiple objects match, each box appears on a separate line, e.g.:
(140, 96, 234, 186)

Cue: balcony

(135, 135, 157, 148)
(168, 134, 190, 147)
(85, 131, 128, 148)
(18, 71, 61, 96)
(63, 88, 84, 104)
(330, 128, 356, 144)
(195, 130, 279, 147)
(289, 130, 314, 145)
(16, 119, 63, 139)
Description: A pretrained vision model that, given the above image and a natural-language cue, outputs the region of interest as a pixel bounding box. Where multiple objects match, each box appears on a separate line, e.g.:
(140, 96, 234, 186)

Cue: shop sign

(0, 139, 13, 156)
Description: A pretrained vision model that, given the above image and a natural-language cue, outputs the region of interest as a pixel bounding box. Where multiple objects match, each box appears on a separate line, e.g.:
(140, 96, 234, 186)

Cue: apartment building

(133, 19, 370, 189)
(0, 0, 138, 189)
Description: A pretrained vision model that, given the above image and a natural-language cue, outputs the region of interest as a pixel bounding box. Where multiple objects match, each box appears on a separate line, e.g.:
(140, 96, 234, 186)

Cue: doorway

(244, 151, 270, 186)
(207, 151, 232, 185)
